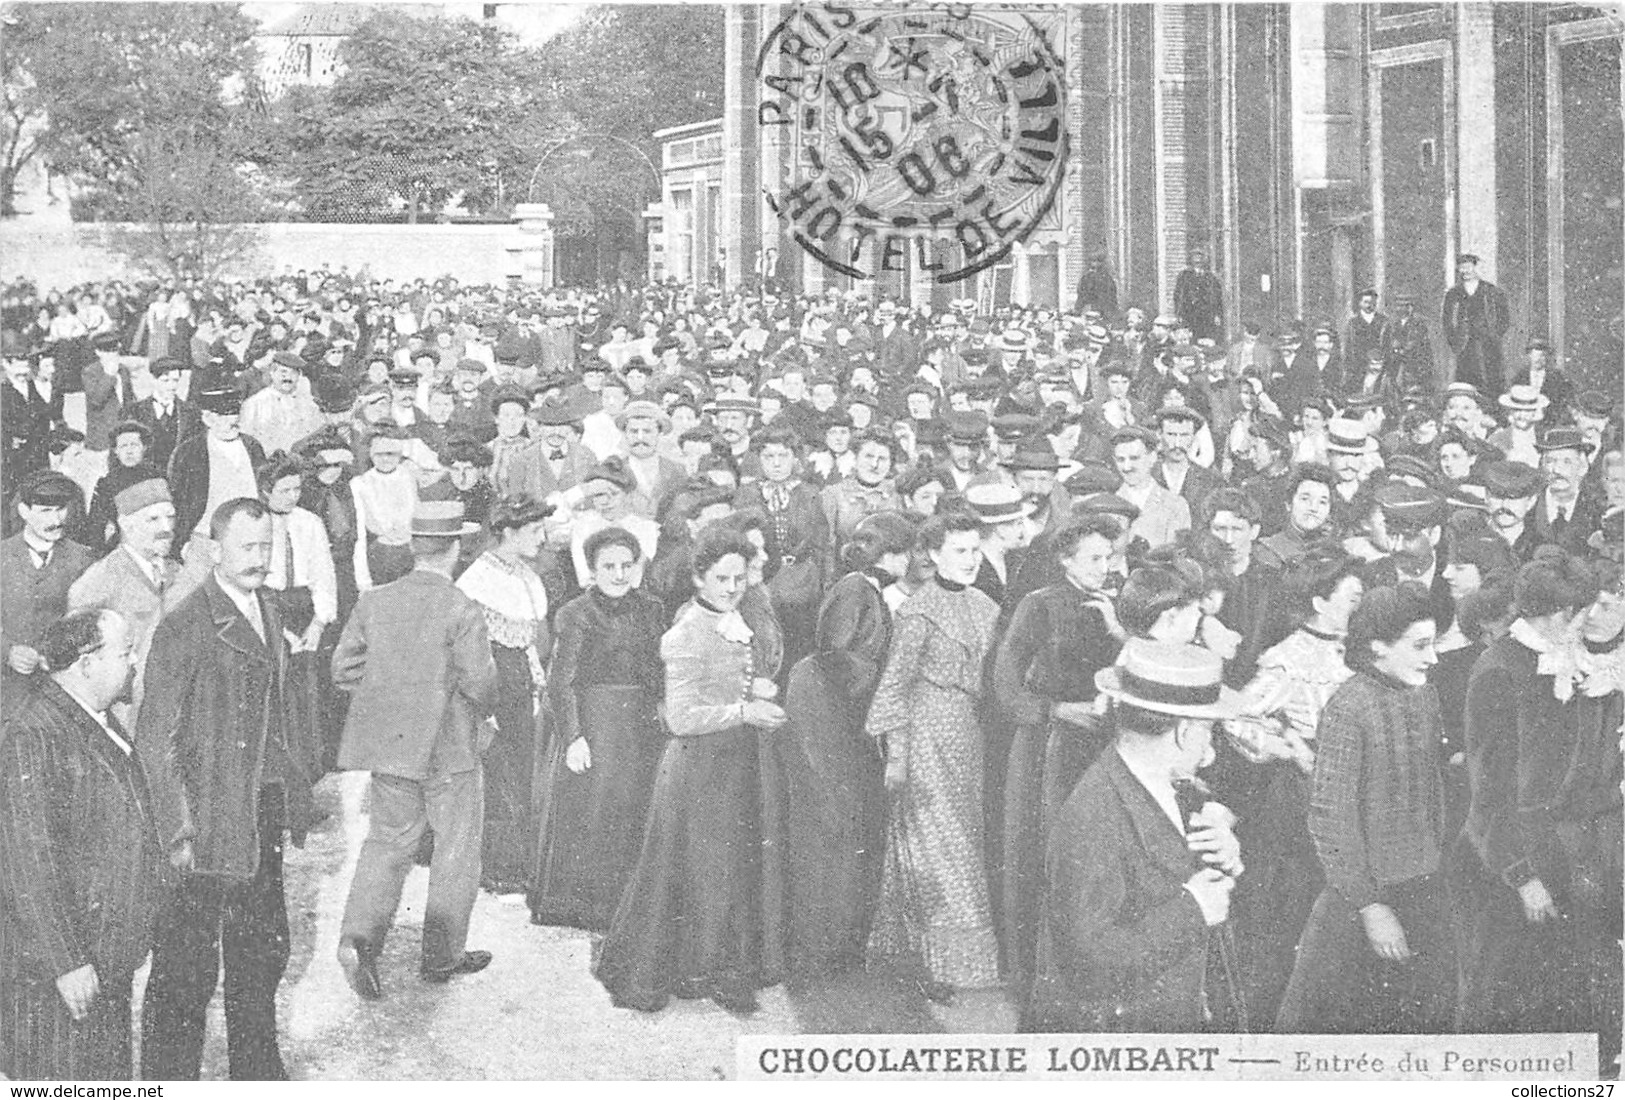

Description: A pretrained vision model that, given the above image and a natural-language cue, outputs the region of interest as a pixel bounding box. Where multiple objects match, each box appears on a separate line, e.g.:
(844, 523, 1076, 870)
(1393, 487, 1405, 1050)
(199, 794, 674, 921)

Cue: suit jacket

(1276, 349, 1345, 414)
(0, 679, 165, 984)
(332, 568, 498, 780)
(165, 431, 268, 551)
(626, 453, 688, 519)
(1, 382, 50, 491)
(123, 396, 201, 473)
(0, 534, 96, 656)
(80, 357, 134, 452)
(67, 546, 197, 720)
(501, 440, 595, 503)
(137, 576, 312, 879)
(1342, 311, 1391, 371)
(1119, 483, 1192, 549)
(1028, 747, 1213, 1032)
(1226, 338, 1286, 387)
(1154, 459, 1224, 515)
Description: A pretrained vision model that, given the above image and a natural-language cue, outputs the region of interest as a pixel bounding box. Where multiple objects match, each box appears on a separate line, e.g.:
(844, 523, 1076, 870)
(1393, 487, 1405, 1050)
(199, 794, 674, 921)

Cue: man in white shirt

(239, 353, 324, 456)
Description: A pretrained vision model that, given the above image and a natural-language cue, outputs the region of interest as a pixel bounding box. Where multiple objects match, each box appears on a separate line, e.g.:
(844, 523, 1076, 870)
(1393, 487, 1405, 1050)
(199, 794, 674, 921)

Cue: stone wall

(0, 221, 522, 290)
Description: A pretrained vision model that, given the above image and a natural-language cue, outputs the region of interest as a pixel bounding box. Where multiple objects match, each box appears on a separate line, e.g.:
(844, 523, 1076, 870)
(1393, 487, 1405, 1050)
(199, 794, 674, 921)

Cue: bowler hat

(1536, 426, 1585, 454)
(945, 410, 989, 444)
(18, 471, 80, 508)
(197, 388, 243, 415)
(1374, 480, 1447, 531)
(1005, 445, 1062, 472)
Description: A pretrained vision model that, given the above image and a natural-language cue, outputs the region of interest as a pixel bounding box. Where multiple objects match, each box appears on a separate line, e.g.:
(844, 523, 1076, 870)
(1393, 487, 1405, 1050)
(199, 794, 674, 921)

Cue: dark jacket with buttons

(136, 575, 314, 880)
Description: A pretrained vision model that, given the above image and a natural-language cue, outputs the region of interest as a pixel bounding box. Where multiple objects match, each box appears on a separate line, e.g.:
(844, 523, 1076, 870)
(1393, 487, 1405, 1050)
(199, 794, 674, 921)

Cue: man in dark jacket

(0, 610, 164, 1080)
(165, 389, 267, 555)
(332, 500, 498, 1000)
(1442, 253, 1512, 401)
(137, 497, 314, 1080)
(1028, 640, 1244, 1032)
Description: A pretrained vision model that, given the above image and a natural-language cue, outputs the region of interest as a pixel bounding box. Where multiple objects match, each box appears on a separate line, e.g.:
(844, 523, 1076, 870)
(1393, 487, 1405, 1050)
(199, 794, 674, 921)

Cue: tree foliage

(6, 3, 261, 208)
(264, 10, 542, 222)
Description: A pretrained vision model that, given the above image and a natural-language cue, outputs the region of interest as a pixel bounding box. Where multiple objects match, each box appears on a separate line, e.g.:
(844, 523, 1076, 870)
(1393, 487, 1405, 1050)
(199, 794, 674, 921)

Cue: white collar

(59, 681, 131, 754)
(1115, 747, 1185, 833)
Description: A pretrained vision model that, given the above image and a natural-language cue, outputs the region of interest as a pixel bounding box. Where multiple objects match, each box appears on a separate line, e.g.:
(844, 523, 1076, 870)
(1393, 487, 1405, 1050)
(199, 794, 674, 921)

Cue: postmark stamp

(758, 2, 1068, 285)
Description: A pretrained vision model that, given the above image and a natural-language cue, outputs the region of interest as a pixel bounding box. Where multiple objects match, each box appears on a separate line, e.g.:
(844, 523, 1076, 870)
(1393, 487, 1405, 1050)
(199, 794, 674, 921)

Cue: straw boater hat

(1095, 638, 1245, 720)
(964, 482, 1037, 526)
(409, 499, 479, 538)
(1325, 418, 1375, 455)
(1498, 384, 1550, 417)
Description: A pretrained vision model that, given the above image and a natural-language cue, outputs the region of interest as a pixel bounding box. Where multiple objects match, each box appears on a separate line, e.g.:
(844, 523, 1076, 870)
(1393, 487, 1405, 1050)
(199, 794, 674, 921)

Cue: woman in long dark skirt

(594, 526, 790, 1015)
(530, 526, 665, 930)
(1278, 583, 1457, 1033)
(456, 493, 553, 893)
(992, 513, 1126, 998)
(781, 510, 916, 986)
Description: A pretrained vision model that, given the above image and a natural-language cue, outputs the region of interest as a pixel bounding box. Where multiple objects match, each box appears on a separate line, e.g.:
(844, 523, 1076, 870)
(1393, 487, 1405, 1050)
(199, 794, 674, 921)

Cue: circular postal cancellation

(758, 2, 1068, 285)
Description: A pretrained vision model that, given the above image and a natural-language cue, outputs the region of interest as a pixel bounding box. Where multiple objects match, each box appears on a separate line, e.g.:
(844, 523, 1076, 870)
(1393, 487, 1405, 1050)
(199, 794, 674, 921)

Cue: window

(298, 43, 313, 79)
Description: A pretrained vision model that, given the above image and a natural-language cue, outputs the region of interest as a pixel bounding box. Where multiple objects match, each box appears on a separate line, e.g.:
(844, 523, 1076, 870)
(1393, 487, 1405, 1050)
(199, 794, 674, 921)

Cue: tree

(266, 10, 539, 223)
(107, 124, 265, 281)
(8, 3, 262, 214)
(1, 6, 49, 217)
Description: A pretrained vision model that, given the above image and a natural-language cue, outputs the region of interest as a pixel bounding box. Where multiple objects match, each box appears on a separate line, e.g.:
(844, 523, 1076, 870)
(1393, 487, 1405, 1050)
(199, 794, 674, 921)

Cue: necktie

(282, 517, 296, 588)
(31, 548, 50, 570)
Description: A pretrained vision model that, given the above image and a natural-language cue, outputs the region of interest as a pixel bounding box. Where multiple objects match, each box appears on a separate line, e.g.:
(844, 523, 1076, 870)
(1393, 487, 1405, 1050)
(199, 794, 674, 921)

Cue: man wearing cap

(1, 473, 96, 678)
(616, 400, 684, 518)
(941, 410, 990, 492)
(67, 479, 191, 724)
(1442, 382, 1494, 441)
(1111, 427, 1191, 550)
(712, 394, 764, 482)
(1384, 293, 1434, 395)
(1480, 459, 1545, 561)
(1028, 639, 1244, 1032)
(873, 301, 919, 388)
(1442, 253, 1511, 400)
(1228, 321, 1286, 390)
(239, 353, 324, 456)
(2, 332, 50, 492)
(80, 332, 135, 459)
(125, 358, 200, 472)
(332, 500, 498, 1001)
(1507, 338, 1573, 428)
(1343, 290, 1390, 376)
(1532, 427, 1602, 553)
(446, 358, 497, 444)
(138, 497, 315, 1080)
(1152, 406, 1222, 512)
(166, 389, 268, 553)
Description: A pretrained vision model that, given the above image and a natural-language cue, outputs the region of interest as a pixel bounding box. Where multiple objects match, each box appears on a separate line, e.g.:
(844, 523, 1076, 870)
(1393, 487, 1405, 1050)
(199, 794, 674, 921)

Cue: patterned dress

(865, 577, 1001, 987)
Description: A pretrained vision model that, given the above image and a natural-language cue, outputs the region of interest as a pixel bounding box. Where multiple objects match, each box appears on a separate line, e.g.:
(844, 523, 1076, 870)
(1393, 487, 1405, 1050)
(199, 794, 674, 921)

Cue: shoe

(338, 938, 382, 1001)
(915, 979, 955, 1006)
(421, 949, 493, 983)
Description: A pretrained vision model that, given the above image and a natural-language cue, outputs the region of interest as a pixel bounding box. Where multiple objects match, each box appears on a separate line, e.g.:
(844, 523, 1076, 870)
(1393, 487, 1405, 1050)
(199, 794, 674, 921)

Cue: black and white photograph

(0, 0, 1620, 1083)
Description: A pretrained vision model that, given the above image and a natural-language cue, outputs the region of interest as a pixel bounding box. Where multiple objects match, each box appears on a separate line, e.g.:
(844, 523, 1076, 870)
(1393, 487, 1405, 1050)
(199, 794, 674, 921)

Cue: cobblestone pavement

(141, 771, 1017, 1080)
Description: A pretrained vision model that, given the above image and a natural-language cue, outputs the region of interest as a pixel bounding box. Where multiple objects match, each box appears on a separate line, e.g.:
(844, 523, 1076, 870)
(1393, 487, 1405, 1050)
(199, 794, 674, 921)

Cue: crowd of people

(0, 259, 1620, 1080)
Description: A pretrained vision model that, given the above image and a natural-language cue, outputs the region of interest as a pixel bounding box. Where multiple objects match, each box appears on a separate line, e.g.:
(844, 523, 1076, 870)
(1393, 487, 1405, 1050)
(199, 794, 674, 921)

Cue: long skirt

(780, 653, 886, 985)
(529, 684, 662, 931)
(1455, 834, 1622, 1068)
(866, 684, 1000, 988)
(593, 724, 787, 1011)
(483, 645, 539, 891)
(1277, 874, 1458, 1034)
(1233, 762, 1323, 1027)
(1001, 715, 1109, 999)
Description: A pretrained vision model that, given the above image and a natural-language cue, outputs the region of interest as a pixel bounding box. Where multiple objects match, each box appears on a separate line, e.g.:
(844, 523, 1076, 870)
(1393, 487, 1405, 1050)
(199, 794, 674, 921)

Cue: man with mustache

(1531, 427, 1604, 554)
(137, 497, 316, 1080)
(1479, 459, 1546, 562)
(1, 472, 95, 679)
(67, 479, 196, 727)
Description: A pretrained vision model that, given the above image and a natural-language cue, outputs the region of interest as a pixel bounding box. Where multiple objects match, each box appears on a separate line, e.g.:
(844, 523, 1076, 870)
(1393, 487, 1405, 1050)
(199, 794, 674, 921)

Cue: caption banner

(738, 1033, 1598, 1080)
